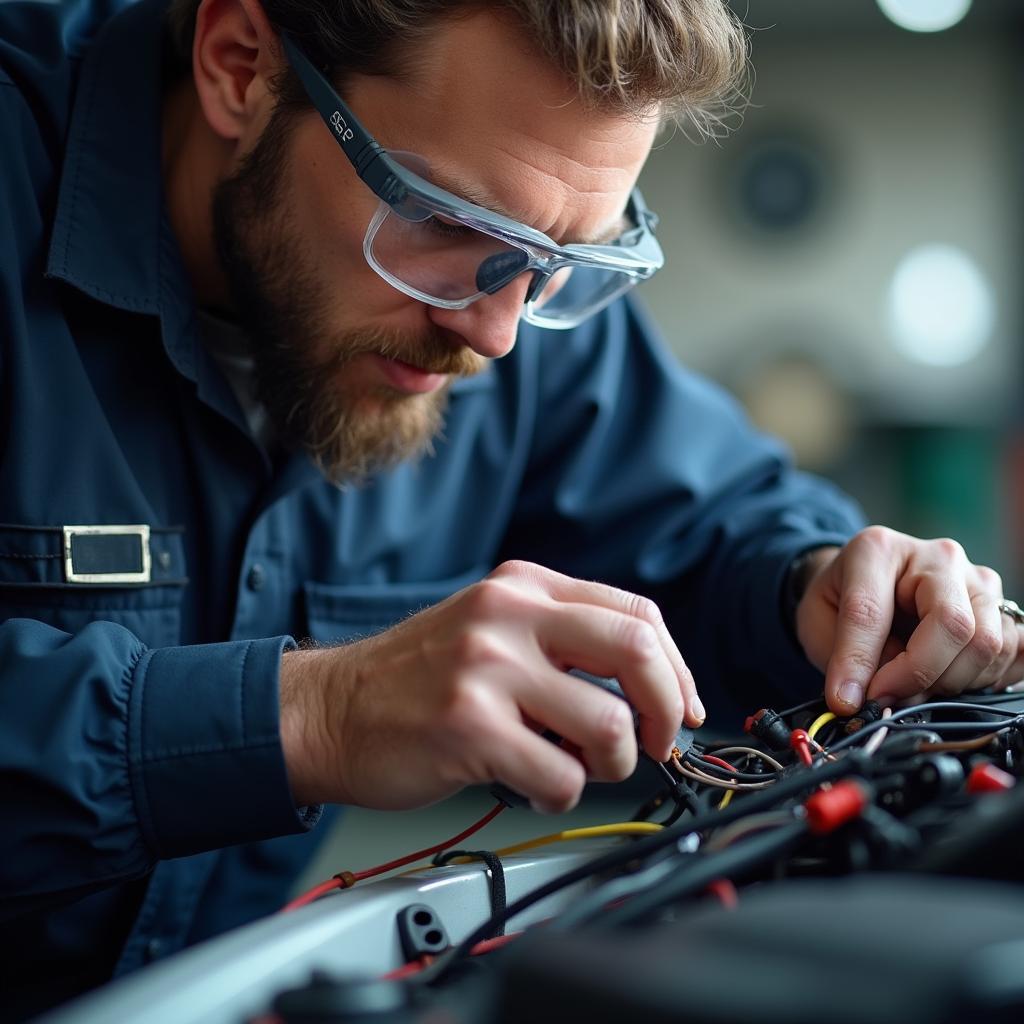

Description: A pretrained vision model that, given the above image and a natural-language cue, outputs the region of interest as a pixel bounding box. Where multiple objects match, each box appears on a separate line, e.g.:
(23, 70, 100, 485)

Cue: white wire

(673, 760, 774, 791)
(863, 706, 893, 756)
(706, 746, 786, 772)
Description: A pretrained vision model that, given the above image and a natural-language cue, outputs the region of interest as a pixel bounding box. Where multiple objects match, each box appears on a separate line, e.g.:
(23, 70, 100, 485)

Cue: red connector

(790, 728, 813, 768)
(967, 762, 1016, 794)
(803, 779, 869, 834)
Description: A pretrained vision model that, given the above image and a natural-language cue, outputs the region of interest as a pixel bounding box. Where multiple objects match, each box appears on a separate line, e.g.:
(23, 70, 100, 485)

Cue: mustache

(328, 325, 488, 379)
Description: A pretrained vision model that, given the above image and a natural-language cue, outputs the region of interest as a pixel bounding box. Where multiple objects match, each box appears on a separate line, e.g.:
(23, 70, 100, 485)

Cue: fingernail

(837, 681, 865, 708)
(691, 696, 706, 723)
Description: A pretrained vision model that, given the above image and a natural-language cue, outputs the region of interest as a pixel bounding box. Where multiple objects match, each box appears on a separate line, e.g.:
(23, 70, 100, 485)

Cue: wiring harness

(273, 689, 1024, 1013)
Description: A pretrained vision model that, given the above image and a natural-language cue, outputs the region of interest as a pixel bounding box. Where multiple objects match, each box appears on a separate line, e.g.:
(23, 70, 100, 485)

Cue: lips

(369, 353, 449, 394)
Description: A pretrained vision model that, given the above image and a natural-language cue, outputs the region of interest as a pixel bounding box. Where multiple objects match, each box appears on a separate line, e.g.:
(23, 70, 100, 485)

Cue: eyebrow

(429, 169, 629, 247)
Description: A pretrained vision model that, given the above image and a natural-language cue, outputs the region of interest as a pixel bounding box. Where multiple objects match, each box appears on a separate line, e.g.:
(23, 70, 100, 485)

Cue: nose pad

(475, 250, 531, 294)
(523, 270, 548, 305)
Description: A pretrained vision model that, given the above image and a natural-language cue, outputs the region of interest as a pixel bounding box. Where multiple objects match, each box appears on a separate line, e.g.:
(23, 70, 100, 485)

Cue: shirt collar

(45, 0, 199, 380)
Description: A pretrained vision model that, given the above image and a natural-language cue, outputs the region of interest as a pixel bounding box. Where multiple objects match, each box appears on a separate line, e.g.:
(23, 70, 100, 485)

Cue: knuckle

(970, 625, 1003, 664)
(908, 662, 938, 694)
(842, 647, 880, 677)
(464, 577, 519, 618)
(626, 592, 664, 627)
(841, 589, 886, 632)
(490, 559, 530, 579)
(449, 627, 506, 669)
(854, 525, 895, 554)
(616, 618, 659, 661)
(593, 699, 634, 750)
(937, 604, 975, 647)
(976, 565, 1002, 591)
(933, 537, 966, 563)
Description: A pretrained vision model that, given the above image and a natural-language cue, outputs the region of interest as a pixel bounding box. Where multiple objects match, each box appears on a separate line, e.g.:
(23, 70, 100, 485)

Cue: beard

(210, 105, 486, 485)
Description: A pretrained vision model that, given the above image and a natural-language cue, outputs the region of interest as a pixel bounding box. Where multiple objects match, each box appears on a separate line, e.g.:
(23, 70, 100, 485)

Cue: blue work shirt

(0, 0, 863, 1016)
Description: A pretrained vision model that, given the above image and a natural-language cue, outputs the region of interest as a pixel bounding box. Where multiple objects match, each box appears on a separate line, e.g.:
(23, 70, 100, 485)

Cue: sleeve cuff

(126, 635, 322, 859)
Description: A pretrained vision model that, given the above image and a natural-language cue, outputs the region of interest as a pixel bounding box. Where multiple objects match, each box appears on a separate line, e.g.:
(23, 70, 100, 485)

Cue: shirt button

(144, 938, 164, 962)
(246, 564, 266, 591)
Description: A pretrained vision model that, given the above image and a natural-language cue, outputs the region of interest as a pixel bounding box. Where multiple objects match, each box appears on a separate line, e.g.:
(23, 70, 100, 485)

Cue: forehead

(340, 10, 659, 239)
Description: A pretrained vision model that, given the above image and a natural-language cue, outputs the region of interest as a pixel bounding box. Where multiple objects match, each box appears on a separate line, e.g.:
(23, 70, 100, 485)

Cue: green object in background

(897, 426, 1008, 583)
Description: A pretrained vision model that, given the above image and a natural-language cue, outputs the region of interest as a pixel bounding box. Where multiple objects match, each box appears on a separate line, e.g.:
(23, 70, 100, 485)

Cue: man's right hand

(279, 560, 702, 813)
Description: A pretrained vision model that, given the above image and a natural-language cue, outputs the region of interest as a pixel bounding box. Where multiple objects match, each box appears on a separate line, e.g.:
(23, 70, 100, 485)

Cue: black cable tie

(432, 849, 507, 937)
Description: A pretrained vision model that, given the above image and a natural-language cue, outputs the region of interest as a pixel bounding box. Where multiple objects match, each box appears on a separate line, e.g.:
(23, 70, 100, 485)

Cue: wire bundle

(279, 691, 1024, 991)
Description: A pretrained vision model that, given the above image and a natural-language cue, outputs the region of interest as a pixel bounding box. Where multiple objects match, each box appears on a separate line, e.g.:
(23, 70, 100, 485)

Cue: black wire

(656, 796, 692, 828)
(777, 696, 825, 718)
(826, 704, 1022, 756)
(885, 721, 1019, 734)
(683, 752, 780, 783)
(432, 849, 507, 938)
(595, 821, 808, 929)
(414, 752, 868, 987)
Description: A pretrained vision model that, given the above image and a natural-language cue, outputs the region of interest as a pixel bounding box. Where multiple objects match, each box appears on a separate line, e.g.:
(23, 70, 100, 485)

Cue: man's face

(213, 10, 658, 483)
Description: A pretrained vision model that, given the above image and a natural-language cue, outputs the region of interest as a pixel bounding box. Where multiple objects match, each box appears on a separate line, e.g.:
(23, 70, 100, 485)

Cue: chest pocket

(303, 565, 491, 645)
(0, 524, 187, 649)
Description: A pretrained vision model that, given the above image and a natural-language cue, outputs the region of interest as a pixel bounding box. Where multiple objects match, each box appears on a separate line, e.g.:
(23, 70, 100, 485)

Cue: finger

(971, 606, 1020, 689)
(929, 590, 1004, 694)
(533, 600, 683, 761)
(508, 561, 703, 728)
(487, 717, 588, 813)
(517, 668, 638, 782)
(823, 557, 897, 713)
(867, 576, 976, 704)
(992, 621, 1024, 691)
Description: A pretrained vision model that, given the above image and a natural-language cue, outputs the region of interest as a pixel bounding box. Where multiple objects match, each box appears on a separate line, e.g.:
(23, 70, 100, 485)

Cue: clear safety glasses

(280, 33, 665, 330)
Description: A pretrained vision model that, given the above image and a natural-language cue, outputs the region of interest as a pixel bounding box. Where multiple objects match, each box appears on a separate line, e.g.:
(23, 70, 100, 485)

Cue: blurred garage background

(642, 0, 1024, 593)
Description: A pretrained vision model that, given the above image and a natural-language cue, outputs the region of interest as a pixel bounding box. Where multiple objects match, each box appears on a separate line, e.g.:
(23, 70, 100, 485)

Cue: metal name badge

(62, 524, 151, 584)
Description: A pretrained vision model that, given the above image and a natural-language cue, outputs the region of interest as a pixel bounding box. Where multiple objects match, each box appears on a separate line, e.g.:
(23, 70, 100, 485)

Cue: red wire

(381, 957, 433, 980)
(281, 800, 506, 912)
(699, 754, 739, 774)
(704, 878, 739, 908)
(380, 931, 523, 980)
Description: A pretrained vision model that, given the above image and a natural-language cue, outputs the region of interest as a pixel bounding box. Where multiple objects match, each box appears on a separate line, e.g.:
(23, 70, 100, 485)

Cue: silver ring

(998, 599, 1024, 625)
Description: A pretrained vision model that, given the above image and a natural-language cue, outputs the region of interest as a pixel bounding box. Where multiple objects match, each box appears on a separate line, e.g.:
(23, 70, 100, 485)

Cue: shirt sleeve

(0, 618, 317, 920)
(501, 294, 866, 720)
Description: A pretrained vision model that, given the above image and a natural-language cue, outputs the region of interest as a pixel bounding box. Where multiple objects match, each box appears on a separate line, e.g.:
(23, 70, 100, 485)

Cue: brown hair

(166, 0, 748, 131)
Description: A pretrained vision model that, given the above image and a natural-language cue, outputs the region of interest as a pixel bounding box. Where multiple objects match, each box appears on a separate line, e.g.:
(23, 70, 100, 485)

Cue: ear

(192, 0, 283, 141)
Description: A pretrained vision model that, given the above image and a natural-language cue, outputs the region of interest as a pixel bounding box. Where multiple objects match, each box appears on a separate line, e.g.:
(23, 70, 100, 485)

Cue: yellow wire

(427, 821, 665, 869)
(490, 822, 662, 857)
(717, 790, 734, 810)
(807, 711, 837, 742)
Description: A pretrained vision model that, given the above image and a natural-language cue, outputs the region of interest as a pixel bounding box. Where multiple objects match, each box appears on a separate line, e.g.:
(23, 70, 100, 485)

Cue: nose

(425, 272, 533, 360)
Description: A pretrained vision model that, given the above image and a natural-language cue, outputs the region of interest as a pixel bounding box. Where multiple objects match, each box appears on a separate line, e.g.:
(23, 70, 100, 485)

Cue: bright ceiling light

(876, 0, 972, 32)
(888, 244, 995, 367)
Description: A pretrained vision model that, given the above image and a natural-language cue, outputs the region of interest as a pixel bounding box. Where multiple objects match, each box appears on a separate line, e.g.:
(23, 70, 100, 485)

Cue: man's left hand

(793, 526, 1024, 713)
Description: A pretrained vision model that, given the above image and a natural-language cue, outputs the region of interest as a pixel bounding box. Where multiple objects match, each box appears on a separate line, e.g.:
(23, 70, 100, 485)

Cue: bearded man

(1, 0, 1020, 1017)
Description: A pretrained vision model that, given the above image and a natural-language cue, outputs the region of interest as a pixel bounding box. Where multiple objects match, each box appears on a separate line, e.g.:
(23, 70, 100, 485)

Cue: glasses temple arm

(278, 32, 406, 204)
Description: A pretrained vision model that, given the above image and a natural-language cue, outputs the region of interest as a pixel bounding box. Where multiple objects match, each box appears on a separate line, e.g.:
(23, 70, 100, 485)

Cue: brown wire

(918, 731, 1001, 753)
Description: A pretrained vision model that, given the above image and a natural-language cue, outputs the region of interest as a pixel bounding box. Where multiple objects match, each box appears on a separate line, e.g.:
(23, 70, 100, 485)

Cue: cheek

(288, 151, 426, 320)
(291, 151, 372, 272)
(282, 125, 439, 328)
